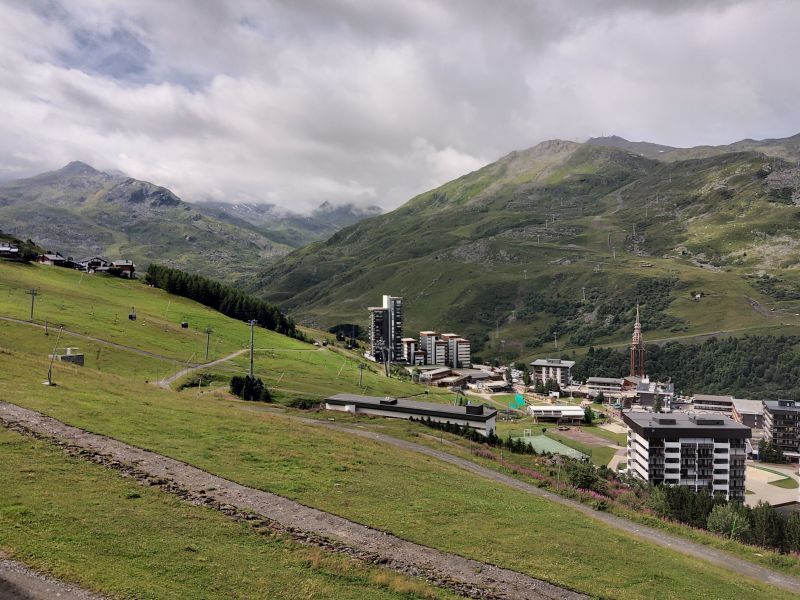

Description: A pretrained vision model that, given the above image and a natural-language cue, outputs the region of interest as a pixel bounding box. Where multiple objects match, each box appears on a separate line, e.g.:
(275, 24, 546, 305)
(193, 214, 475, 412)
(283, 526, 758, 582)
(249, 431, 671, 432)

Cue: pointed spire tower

(630, 304, 645, 378)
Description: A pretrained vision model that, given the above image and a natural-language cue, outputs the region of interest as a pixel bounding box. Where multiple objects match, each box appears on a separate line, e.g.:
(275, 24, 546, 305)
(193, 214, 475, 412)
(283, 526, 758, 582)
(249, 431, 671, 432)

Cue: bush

(230, 375, 271, 402)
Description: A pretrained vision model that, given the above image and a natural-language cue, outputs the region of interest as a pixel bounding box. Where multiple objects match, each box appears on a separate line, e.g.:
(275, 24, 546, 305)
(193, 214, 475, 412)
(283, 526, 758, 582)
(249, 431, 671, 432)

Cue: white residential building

(623, 412, 749, 502)
(530, 358, 575, 387)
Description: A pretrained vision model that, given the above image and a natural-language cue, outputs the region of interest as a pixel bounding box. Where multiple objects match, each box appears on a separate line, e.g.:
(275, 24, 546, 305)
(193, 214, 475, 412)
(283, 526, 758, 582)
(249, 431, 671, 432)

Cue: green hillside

(254, 135, 800, 362)
(0, 261, 797, 599)
(0, 162, 292, 281)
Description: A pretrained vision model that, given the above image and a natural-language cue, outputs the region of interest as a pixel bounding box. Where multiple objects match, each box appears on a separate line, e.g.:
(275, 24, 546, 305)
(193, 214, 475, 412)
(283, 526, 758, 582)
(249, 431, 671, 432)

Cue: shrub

(230, 375, 272, 402)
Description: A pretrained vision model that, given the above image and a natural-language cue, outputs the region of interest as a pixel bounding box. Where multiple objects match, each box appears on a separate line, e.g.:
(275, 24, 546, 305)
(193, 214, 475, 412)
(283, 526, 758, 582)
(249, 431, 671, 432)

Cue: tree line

(145, 264, 301, 339)
(573, 335, 800, 399)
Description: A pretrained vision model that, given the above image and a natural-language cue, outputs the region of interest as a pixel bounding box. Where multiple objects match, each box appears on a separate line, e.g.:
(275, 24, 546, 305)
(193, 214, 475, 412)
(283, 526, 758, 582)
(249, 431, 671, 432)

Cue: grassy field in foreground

(0, 428, 448, 600)
(0, 351, 795, 600)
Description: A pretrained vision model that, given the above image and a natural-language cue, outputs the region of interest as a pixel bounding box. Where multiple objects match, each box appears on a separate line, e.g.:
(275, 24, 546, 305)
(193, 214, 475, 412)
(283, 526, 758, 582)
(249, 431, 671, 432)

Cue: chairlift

(181, 321, 189, 329)
(128, 307, 137, 321)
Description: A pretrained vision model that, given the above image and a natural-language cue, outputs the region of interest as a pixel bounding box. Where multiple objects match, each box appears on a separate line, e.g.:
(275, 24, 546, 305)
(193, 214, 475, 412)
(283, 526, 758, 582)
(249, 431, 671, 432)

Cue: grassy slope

(0, 355, 793, 599)
(0, 428, 448, 600)
(0, 262, 797, 598)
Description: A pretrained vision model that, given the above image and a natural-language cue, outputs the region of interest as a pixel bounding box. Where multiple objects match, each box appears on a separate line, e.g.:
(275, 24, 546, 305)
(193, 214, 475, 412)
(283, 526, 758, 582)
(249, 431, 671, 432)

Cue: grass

(545, 430, 617, 466)
(0, 352, 795, 599)
(1, 261, 799, 598)
(753, 465, 800, 490)
(0, 428, 450, 600)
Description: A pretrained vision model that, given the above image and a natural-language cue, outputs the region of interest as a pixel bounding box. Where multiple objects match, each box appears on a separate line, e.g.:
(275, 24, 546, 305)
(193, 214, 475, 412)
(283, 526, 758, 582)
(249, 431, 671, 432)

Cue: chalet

(78, 256, 110, 272)
(109, 259, 136, 278)
(0, 243, 19, 259)
(37, 253, 78, 269)
(325, 393, 497, 436)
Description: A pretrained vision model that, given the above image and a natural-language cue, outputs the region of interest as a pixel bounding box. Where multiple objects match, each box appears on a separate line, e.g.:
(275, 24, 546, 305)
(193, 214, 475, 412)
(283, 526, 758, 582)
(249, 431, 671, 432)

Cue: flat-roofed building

(586, 377, 625, 395)
(693, 394, 735, 414)
(531, 358, 575, 387)
(732, 398, 765, 430)
(367, 295, 403, 362)
(635, 377, 675, 410)
(401, 338, 417, 362)
(419, 331, 437, 361)
(623, 411, 749, 502)
(325, 393, 497, 436)
(763, 400, 800, 461)
(447, 337, 471, 368)
(526, 404, 585, 423)
(432, 340, 447, 365)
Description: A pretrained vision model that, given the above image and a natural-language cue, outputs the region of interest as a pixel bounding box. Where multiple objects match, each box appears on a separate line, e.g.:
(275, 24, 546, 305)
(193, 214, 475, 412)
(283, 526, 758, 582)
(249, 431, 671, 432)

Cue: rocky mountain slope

(195, 200, 382, 248)
(253, 134, 800, 361)
(0, 163, 380, 281)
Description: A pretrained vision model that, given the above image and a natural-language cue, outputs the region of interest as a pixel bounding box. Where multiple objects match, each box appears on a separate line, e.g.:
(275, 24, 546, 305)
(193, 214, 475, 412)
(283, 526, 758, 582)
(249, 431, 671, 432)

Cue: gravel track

(0, 558, 106, 600)
(0, 402, 585, 600)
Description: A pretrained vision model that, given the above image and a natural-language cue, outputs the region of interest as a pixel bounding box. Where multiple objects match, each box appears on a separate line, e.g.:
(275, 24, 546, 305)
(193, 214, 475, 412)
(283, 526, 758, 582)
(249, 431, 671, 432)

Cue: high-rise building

(447, 337, 471, 368)
(763, 400, 800, 461)
(630, 305, 645, 378)
(367, 295, 403, 362)
(623, 412, 749, 502)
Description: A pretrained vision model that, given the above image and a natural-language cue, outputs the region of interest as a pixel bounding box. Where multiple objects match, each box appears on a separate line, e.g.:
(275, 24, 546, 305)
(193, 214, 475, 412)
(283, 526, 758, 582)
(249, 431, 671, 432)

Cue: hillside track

(264, 411, 800, 595)
(0, 402, 586, 600)
(0, 557, 106, 600)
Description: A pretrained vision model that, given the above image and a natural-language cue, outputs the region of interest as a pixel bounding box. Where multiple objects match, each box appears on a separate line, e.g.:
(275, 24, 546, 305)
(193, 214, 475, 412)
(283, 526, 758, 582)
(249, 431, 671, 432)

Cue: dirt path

(155, 348, 247, 389)
(0, 315, 186, 365)
(0, 402, 584, 600)
(0, 557, 106, 600)
(278, 414, 800, 595)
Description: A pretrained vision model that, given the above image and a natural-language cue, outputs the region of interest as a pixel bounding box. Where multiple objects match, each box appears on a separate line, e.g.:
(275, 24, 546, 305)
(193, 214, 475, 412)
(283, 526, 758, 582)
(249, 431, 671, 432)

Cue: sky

(1, 0, 799, 212)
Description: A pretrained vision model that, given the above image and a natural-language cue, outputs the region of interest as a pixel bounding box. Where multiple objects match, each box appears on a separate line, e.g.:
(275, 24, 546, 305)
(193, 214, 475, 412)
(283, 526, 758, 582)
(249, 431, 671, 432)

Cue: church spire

(630, 304, 645, 378)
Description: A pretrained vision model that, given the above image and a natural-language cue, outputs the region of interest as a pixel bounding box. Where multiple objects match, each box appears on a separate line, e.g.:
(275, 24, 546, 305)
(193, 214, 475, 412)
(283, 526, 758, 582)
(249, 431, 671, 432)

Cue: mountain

(253, 134, 800, 361)
(0, 162, 295, 280)
(195, 199, 382, 248)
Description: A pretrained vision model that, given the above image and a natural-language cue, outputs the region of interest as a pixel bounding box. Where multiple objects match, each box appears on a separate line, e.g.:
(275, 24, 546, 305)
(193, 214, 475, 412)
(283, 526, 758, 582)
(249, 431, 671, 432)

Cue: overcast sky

(1, 0, 798, 211)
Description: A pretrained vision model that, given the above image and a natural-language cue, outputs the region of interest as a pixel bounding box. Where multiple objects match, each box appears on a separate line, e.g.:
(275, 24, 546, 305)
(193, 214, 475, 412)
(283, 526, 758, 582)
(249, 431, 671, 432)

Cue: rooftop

(732, 398, 764, 415)
(623, 410, 750, 438)
(693, 394, 734, 402)
(764, 400, 800, 413)
(531, 358, 575, 368)
(326, 393, 497, 422)
(587, 377, 625, 385)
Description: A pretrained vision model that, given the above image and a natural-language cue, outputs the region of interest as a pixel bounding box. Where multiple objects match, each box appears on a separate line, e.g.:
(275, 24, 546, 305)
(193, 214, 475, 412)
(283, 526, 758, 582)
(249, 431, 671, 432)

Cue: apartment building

(763, 400, 800, 461)
(692, 394, 735, 414)
(367, 295, 403, 361)
(447, 336, 471, 369)
(530, 358, 575, 387)
(623, 411, 749, 502)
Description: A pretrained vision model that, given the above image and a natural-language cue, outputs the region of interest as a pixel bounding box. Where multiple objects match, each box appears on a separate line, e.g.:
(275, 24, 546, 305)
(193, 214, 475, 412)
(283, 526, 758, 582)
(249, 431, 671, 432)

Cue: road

(154, 348, 247, 388)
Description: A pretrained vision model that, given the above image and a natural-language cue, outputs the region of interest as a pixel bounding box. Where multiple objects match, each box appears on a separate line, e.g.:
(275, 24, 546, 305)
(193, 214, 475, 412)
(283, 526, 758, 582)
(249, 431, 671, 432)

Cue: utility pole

(582, 287, 586, 302)
(45, 326, 64, 386)
(26, 289, 38, 321)
(554, 332, 558, 351)
(249, 319, 255, 379)
(204, 326, 213, 360)
(613, 247, 617, 260)
(358, 363, 366, 387)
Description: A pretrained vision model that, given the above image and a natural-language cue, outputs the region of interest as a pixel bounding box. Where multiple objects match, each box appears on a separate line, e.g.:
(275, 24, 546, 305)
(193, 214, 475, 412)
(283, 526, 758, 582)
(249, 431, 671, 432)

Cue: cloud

(0, 0, 798, 211)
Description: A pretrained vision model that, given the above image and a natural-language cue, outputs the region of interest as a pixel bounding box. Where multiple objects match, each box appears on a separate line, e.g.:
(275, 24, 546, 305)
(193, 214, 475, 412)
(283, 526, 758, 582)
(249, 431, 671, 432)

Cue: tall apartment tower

(623, 412, 749, 502)
(630, 305, 646, 378)
(367, 295, 403, 361)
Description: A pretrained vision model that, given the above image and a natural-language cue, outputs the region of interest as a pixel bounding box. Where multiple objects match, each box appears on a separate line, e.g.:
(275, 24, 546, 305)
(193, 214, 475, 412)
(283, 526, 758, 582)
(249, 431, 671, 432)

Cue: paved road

(0, 402, 585, 600)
